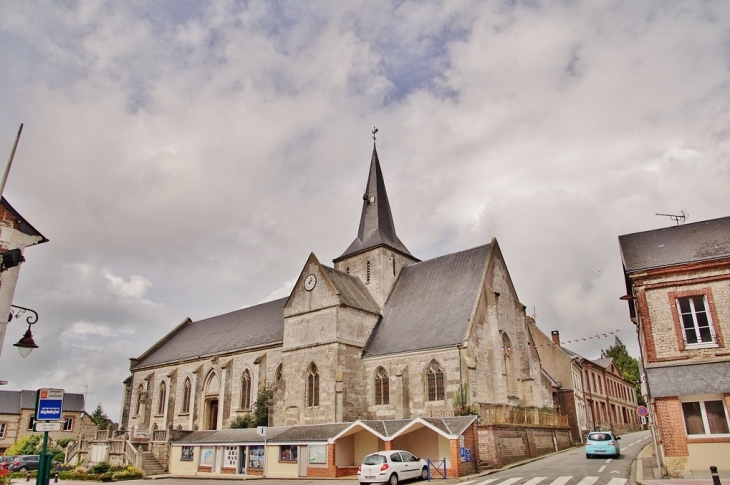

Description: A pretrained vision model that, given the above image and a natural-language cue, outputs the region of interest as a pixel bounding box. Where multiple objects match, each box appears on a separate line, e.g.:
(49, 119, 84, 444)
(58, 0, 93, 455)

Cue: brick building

(619, 216, 730, 477)
(0, 390, 97, 454)
(119, 144, 554, 477)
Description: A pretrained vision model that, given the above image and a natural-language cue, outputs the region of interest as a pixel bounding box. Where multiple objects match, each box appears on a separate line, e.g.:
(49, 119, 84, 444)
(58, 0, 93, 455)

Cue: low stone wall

(478, 424, 572, 468)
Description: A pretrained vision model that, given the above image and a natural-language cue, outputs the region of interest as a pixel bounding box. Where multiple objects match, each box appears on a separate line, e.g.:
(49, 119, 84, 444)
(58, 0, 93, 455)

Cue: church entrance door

(206, 399, 219, 430)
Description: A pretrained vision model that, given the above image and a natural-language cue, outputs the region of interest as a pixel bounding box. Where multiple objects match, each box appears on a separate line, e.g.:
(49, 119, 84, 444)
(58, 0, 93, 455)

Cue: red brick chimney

(551, 330, 560, 345)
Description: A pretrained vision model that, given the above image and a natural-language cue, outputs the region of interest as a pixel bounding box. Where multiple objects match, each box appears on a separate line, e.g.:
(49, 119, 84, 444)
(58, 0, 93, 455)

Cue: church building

(120, 144, 553, 433)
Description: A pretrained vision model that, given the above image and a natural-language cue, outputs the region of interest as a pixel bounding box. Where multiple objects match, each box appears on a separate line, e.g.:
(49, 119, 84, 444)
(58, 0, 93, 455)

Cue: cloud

(1, 0, 730, 421)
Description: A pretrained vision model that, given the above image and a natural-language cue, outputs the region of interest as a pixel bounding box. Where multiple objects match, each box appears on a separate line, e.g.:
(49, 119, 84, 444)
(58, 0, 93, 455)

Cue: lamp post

(10, 304, 39, 358)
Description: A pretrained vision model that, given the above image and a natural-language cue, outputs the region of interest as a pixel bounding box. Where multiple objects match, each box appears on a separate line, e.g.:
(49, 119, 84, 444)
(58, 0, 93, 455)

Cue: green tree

(228, 415, 253, 429)
(601, 336, 646, 406)
(5, 434, 41, 455)
(91, 403, 109, 430)
(252, 386, 274, 427)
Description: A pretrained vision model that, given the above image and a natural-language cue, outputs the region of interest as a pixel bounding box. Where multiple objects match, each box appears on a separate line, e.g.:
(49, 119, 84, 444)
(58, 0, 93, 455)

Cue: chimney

(551, 330, 560, 345)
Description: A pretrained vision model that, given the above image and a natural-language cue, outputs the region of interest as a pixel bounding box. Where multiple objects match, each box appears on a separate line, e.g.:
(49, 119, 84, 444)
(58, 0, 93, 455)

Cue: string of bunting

(487, 330, 621, 352)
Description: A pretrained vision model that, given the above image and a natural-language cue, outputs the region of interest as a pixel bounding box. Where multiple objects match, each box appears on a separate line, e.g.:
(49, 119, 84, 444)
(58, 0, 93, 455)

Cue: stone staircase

(140, 451, 165, 476)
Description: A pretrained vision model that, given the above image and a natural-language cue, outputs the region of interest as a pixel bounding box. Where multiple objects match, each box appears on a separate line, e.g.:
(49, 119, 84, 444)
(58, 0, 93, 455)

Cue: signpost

(34, 388, 64, 485)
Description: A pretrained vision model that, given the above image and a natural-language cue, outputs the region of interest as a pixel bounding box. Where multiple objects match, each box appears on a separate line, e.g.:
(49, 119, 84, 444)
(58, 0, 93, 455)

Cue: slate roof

(358, 420, 411, 437)
(133, 298, 287, 370)
(619, 216, 730, 272)
(0, 390, 85, 414)
(364, 244, 491, 357)
(322, 266, 380, 314)
(335, 147, 416, 262)
(419, 416, 477, 437)
(1, 197, 48, 244)
(646, 362, 730, 398)
(593, 358, 613, 369)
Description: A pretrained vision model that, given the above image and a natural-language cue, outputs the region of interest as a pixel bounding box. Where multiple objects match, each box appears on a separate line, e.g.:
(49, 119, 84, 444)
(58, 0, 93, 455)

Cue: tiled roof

(646, 362, 730, 398)
(133, 298, 287, 370)
(364, 244, 491, 356)
(0, 390, 85, 414)
(619, 216, 730, 272)
(322, 266, 380, 314)
(335, 147, 416, 262)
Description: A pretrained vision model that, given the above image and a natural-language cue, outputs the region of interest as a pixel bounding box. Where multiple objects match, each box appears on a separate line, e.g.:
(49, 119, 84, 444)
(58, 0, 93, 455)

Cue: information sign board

(35, 388, 64, 421)
(35, 422, 61, 432)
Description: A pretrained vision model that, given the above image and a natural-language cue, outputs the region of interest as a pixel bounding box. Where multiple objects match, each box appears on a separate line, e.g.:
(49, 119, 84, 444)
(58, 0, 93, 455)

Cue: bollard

(25, 471, 30, 481)
(710, 466, 721, 485)
(54, 472, 59, 483)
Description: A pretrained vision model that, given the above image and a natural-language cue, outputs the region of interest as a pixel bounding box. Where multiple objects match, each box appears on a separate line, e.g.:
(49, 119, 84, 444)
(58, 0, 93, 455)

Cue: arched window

(136, 385, 144, 416)
(158, 381, 167, 415)
(374, 367, 389, 405)
(206, 372, 220, 395)
(275, 364, 283, 384)
(241, 370, 252, 409)
(182, 378, 191, 414)
(503, 333, 516, 394)
(307, 363, 320, 407)
(366, 261, 371, 283)
(426, 361, 444, 401)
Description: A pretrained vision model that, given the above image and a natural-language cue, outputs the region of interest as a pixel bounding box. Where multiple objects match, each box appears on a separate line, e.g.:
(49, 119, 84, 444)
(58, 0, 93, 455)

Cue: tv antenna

(655, 210, 688, 225)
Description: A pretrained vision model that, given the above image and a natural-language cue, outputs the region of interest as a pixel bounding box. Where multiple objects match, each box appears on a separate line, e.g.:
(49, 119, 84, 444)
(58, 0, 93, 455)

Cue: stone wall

(477, 424, 572, 468)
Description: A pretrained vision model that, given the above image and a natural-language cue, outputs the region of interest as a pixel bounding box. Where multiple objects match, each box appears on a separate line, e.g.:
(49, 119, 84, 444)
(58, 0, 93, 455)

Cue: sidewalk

(635, 444, 730, 485)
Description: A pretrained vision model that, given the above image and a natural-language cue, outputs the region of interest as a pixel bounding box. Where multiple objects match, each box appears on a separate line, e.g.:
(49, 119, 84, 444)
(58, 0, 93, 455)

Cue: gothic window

(136, 385, 144, 416)
(426, 361, 444, 401)
(158, 381, 167, 415)
(366, 261, 371, 283)
(307, 363, 320, 407)
(182, 378, 191, 414)
(206, 372, 220, 395)
(275, 364, 283, 384)
(241, 370, 252, 410)
(374, 367, 390, 405)
(503, 333, 516, 394)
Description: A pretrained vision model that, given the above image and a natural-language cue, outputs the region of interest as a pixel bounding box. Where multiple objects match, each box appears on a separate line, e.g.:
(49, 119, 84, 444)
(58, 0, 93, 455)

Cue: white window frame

(680, 394, 730, 437)
(676, 296, 718, 348)
(63, 417, 73, 431)
(0, 422, 6, 438)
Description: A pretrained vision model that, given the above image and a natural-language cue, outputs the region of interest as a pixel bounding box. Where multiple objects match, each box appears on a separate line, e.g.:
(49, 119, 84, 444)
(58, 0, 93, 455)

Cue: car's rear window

(364, 455, 386, 465)
(587, 433, 612, 441)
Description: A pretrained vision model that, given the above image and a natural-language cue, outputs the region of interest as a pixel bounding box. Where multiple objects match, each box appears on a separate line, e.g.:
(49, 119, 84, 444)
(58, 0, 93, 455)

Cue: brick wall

(655, 397, 688, 457)
(478, 424, 572, 468)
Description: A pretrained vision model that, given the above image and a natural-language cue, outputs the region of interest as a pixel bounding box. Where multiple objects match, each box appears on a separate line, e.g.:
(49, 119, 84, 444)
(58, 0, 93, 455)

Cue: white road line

(606, 459, 613, 463)
(495, 477, 523, 485)
(522, 477, 547, 485)
(473, 479, 499, 485)
(576, 476, 599, 485)
(606, 478, 628, 485)
(548, 476, 573, 485)
(599, 465, 607, 473)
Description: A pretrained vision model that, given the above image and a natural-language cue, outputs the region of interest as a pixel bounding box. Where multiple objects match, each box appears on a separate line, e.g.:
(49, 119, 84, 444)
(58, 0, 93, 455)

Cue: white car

(357, 450, 429, 485)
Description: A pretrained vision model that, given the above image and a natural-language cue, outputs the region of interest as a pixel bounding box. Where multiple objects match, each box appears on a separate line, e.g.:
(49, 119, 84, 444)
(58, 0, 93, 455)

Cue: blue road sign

(35, 389, 64, 421)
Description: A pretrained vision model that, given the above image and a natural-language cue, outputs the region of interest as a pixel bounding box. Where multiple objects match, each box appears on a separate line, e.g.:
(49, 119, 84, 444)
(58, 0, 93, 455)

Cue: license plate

(596, 450, 605, 453)
(366, 476, 375, 479)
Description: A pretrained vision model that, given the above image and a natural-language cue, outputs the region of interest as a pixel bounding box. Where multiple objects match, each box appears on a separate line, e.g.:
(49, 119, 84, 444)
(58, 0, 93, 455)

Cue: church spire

(334, 143, 416, 262)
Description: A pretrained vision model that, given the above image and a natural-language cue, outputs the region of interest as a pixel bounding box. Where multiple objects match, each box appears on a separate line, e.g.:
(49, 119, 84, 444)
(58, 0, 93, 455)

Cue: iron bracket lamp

(10, 304, 39, 358)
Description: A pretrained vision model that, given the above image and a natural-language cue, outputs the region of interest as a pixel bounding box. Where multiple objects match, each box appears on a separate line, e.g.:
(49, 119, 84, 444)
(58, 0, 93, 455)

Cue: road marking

(576, 477, 599, 485)
(606, 479, 628, 485)
(522, 477, 547, 485)
(473, 479, 499, 485)
(548, 477, 573, 485)
(495, 478, 523, 485)
(606, 459, 613, 463)
(599, 465, 607, 472)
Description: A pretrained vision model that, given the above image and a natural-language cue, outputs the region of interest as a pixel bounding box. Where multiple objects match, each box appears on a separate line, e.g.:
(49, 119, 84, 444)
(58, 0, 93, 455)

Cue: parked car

(0, 456, 16, 469)
(7, 455, 40, 472)
(358, 450, 428, 485)
(585, 431, 621, 458)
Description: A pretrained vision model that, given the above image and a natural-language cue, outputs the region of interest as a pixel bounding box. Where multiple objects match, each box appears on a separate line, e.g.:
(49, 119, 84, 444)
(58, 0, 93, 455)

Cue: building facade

(619, 216, 730, 477)
(0, 390, 97, 454)
(120, 146, 554, 437)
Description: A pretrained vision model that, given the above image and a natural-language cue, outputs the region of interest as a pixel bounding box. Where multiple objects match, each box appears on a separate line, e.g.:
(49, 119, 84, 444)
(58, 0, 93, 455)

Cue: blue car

(585, 431, 621, 458)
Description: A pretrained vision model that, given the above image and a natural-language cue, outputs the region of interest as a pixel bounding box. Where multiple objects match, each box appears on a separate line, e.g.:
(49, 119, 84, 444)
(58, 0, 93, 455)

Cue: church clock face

(304, 274, 317, 291)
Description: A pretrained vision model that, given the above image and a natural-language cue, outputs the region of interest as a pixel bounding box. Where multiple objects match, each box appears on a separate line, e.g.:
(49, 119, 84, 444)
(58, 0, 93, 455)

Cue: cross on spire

(372, 127, 378, 146)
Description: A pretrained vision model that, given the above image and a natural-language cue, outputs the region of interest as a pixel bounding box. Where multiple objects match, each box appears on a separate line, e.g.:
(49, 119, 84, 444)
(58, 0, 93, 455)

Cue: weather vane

(372, 126, 378, 145)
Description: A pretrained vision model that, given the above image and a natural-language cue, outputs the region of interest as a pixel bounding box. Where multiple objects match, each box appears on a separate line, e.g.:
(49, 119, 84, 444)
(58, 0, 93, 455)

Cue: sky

(0, 0, 729, 422)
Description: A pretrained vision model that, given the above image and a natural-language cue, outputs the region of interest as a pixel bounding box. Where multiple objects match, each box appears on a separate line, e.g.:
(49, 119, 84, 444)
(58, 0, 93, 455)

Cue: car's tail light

(380, 463, 389, 471)
(358, 465, 361, 472)
(609, 441, 616, 446)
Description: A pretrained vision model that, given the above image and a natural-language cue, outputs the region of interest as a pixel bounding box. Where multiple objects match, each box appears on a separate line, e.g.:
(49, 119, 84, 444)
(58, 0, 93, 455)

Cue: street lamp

(9, 304, 39, 358)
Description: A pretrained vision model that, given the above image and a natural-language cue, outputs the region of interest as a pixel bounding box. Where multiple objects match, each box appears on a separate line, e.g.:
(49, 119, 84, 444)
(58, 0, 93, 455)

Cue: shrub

(89, 462, 111, 474)
(228, 414, 253, 429)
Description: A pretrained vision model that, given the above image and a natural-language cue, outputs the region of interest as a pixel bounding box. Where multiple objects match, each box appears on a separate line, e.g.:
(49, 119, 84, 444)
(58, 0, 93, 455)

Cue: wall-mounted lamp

(9, 304, 39, 358)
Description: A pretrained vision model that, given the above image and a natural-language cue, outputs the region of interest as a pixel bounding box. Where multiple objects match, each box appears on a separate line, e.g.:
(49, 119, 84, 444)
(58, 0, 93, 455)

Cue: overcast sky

(1, 0, 729, 422)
